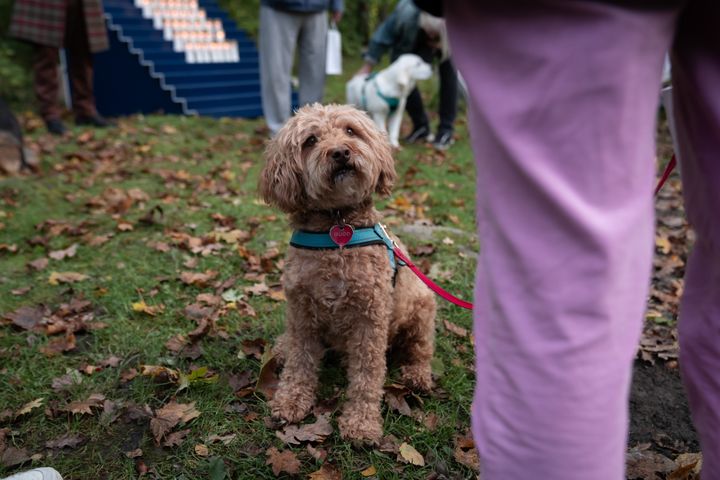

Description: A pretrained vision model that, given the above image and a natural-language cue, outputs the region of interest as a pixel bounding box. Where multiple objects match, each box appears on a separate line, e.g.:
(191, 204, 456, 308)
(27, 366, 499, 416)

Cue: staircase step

(195, 103, 264, 118)
(174, 79, 260, 97)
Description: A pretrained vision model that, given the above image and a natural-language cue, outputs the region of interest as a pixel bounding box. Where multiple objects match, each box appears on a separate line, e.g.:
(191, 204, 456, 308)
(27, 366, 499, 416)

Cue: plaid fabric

(9, 0, 109, 53)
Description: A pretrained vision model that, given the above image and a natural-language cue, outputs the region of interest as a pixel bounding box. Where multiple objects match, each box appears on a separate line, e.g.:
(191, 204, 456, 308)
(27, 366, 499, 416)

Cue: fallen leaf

(64, 393, 106, 415)
(626, 445, 675, 480)
(140, 365, 180, 383)
(276, 414, 333, 445)
(669, 453, 702, 480)
(48, 271, 88, 285)
(15, 398, 44, 418)
(45, 433, 86, 449)
(165, 334, 189, 353)
(11, 286, 32, 296)
(308, 463, 342, 480)
(4, 306, 44, 330)
(1, 446, 30, 468)
(453, 436, 479, 472)
(151, 401, 201, 444)
(256, 350, 280, 399)
(398, 442, 425, 466)
(306, 444, 327, 462)
(244, 282, 269, 296)
(164, 429, 191, 448)
(125, 448, 143, 458)
(361, 465, 377, 477)
(384, 384, 413, 417)
(28, 258, 49, 271)
(51, 370, 83, 391)
(49, 244, 78, 260)
(265, 447, 300, 476)
(40, 332, 77, 356)
(180, 270, 219, 287)
(443, 319, 468, 338)
(194, 444, 210, 457)
(132, 300, 165, 316)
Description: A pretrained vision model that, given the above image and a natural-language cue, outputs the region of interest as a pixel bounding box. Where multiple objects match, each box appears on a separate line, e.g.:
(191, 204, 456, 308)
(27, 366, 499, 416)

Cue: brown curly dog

(259, 103, 436, 443)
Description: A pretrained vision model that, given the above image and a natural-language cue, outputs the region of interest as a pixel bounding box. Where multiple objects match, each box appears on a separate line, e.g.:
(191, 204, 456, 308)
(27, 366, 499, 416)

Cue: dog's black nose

(330, 148, 351, 164)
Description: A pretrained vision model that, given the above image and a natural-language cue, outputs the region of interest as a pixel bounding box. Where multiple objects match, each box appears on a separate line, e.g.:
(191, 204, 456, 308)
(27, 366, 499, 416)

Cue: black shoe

(76, 114, 113, 128)
(45, 118, 67, 136)
(404, 124, 433, 144)
(432, 130, 455, 151)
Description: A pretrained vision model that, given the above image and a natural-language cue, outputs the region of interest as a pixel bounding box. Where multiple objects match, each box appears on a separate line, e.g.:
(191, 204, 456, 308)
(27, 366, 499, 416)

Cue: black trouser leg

(405, 87, 429, 130)
(437, 58, 458, 135)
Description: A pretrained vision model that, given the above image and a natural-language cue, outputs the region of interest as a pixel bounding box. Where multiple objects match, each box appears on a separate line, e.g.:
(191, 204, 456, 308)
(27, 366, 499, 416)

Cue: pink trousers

(445, 1, 720, 478)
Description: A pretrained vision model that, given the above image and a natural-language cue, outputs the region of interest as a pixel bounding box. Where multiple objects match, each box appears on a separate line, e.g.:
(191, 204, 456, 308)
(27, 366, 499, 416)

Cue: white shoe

(1, 468, 64, 480)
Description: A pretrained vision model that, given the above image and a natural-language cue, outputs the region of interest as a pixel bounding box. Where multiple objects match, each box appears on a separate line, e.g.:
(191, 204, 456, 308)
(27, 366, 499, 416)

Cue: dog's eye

(346, 127, 354, 137)
(303, 135, 317, 148)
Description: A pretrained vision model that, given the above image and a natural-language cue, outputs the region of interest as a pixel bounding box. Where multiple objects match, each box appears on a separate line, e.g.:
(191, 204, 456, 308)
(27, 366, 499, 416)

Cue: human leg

(672, 1, 720, 476)
(65, 0, 97, 119)
(445, 1, 675, 478)
(259, 6, 301, 134)
(297, 11, 327, 107)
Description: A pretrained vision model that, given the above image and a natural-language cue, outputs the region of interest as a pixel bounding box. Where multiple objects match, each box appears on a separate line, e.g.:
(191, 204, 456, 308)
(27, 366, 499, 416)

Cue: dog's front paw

(338, 410, 383, 444)
(401, 364, 433, 393)
(270, 387, 314, 423)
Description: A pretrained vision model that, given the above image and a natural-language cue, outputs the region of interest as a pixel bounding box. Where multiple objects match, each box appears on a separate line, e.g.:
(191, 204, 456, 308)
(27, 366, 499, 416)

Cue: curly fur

(259, 103, 437, 443)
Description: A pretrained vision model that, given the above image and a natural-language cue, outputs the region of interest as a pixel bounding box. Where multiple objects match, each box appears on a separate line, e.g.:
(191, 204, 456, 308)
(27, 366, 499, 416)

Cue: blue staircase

(93, 0, 263, 118)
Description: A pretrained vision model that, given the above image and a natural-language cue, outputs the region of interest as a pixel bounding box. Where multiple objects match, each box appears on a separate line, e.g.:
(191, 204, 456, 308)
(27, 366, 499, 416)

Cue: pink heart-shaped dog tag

(329, 224, 354, 247)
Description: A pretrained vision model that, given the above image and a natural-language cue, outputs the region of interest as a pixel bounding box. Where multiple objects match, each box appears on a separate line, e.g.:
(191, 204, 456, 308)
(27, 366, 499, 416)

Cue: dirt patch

(629, 360, 698, 454)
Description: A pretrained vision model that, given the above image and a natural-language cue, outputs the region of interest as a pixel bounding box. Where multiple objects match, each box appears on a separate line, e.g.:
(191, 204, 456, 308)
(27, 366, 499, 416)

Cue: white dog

(346, 54, 432, 148)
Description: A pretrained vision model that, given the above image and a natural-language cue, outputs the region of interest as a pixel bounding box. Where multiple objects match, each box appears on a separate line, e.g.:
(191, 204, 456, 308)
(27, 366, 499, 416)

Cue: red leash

(655, 154, 677, 196)
(393, 246, 474, 310)
(397, 154, 677, 311)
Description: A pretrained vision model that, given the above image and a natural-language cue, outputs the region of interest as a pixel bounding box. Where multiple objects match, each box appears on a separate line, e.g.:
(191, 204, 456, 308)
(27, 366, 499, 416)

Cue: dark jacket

(261, 0, 343, 13)
(364, 0, 419, 65)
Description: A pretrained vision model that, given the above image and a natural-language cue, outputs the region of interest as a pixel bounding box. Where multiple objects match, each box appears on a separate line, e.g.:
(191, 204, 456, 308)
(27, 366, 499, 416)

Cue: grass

(0, 69, 478, 479)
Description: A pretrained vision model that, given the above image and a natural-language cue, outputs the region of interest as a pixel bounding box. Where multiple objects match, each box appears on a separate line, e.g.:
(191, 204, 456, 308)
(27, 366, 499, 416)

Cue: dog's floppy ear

(396, 69, 411, 92)
(372, 132, 397, 197)
(259, 129, 305, 212)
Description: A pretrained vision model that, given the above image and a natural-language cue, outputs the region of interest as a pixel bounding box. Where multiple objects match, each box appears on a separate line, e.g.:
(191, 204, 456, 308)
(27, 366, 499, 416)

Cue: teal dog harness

(360, 73, 400, 114)
(290, 223, 406, 272)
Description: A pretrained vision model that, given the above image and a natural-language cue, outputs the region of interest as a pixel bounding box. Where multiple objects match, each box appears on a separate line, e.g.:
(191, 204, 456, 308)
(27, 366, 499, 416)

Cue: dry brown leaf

(384, 385, 412, 417)
(256, 351, 280, 399)
(626, 445, 675, 480)
(64, 393, 106, 416)
(15, 398, 44, 418)
(132, 300, 165, 316)
(11, 286, 32, 296)
(306, 444, 327, 462)
(49, 244, 78, 260)
(308, 463, 342, 480)
(45, 433, 86, 450)
(140, 365, 180, 383)
(398, 442, 424, 466)
(443, 319, 468, 338)
(276, 414, 333, 445)
(40, 332, 77, 356)
(1, 446, 30, 468)
(48, 271, 88, 285)
(180, 270, 218, 287)
(360, 465, 377, 477)
(669, 453, 702, 480)
(453, 436, 479, 472)
(4, 306, 44, 330)
(164, 428, 191, 448)
(165, 334, 189, 353)
(265, 447, 301, 476)
(28, 257, 49, 271)
(244, 282, 269, 296)
(125, 448, 143, 458)
(194, 443, 210, 457)
(151, 401, 201, 444)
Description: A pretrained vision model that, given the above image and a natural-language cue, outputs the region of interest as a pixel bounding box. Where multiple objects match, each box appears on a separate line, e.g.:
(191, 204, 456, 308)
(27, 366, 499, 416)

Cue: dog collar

(361, 73, 400, 114)
(290, 223, 406, 271)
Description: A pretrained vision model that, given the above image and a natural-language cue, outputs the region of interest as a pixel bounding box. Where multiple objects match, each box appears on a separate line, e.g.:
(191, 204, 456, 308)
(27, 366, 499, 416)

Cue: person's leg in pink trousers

(673, 1, 720, 477)
(445, 0, 720, 478)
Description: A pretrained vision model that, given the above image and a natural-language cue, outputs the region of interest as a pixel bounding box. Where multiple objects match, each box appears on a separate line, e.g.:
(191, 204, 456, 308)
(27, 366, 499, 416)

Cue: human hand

(354, 63, 373, 77)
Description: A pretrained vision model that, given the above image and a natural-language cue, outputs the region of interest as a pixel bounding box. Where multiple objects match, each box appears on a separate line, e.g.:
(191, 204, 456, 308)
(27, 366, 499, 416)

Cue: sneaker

(2, 467, 64, 480)
(45, 119, 66, 136)
(404, 124, 433, 144)
(75, 114, 113, 128)
(432, 130, 455, 151)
